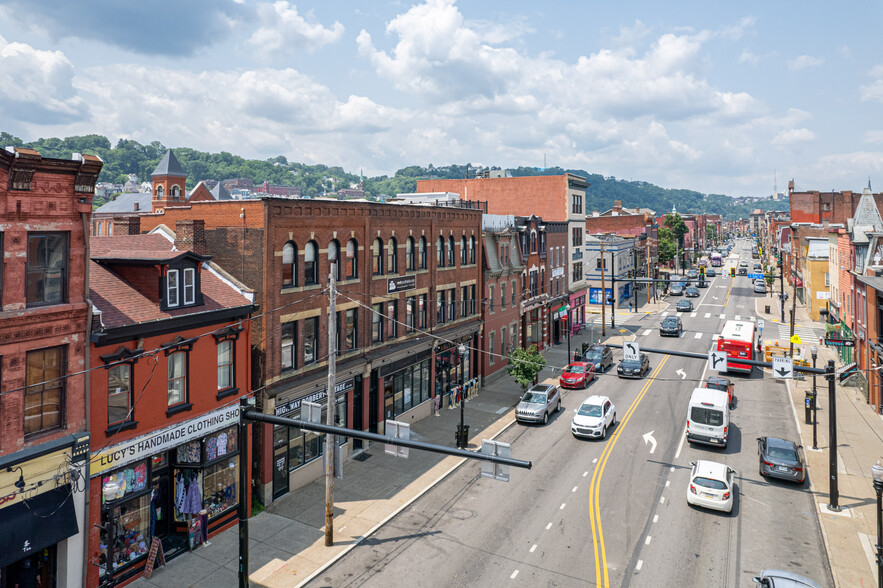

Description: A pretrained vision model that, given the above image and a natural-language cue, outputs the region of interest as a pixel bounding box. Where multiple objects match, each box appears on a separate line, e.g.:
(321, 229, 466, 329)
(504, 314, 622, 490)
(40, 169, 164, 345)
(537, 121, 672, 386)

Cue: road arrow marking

(643, 431, 657, 454)
(676, 369, 686, 379)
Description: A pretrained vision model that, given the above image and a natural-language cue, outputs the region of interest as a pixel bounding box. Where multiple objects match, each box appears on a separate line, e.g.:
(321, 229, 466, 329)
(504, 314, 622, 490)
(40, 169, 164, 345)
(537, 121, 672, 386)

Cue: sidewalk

(132, 324, 611, 588)
(757, 290, 883, 587)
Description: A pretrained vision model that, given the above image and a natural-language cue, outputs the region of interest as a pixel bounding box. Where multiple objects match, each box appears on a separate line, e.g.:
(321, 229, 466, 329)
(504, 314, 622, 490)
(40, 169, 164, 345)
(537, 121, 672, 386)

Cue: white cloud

(738, 49, 759, 65)
(771, 128, 816, 146)
(864, 130, 883, 144)
(247, 2, 344, 55)
(788, 55, 824, 71)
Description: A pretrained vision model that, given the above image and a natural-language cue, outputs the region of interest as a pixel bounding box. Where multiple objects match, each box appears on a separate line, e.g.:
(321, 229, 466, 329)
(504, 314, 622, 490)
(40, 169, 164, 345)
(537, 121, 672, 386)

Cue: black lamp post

(872, 463, 883, 588)
(810, 345, 819, 450)
(456, 344, 467, 449)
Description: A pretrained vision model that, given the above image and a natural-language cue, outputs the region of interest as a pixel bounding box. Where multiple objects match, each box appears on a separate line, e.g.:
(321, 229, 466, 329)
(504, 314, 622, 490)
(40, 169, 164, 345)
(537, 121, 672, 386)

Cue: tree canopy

(506, 345, 547, 391)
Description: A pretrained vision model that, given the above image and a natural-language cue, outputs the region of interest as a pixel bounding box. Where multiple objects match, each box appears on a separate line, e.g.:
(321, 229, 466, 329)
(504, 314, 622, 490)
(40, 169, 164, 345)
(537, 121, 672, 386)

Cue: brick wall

(417, 175, 570, 221)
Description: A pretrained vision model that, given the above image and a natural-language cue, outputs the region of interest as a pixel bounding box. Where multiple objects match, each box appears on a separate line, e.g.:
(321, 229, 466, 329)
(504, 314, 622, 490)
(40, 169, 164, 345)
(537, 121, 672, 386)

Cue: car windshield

(578, 404, 603, 417)
(767, 446, 798, 461)
(522, 392, 547, 404)
(693, 476, 728, 490)
(706, 381, 728, 391)
(691, 406, 724, 426)
(663, 318, 678, 326)
(678, 302, 690, 307)
(585, 351, 602, 360)
(621, 360, 641, 368)
(566, 365, 586, 374)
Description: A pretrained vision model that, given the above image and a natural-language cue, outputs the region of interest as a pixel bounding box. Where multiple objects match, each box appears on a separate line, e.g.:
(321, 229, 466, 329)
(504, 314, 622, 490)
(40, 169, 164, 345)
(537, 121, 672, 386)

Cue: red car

(705, 376, 735, 408)
(559, 362, 595, 389)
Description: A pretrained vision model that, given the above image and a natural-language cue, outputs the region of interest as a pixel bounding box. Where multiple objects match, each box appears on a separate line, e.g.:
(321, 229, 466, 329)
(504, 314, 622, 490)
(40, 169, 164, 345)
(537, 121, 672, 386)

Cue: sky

(1, 0, 882, 197)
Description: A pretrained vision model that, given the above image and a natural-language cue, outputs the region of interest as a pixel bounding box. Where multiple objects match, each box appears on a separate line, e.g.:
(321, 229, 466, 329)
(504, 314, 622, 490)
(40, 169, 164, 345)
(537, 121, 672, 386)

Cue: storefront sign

(824, 337, 855, 347)
(816, 291, 830, 299)
(387, 275, 417, 294)
(838, 362, 858, 383)
(90, 405, 241, 477)
(589, 288, 613, 305)
(275, 378, 354, 416)
(552, 266, 564, 278)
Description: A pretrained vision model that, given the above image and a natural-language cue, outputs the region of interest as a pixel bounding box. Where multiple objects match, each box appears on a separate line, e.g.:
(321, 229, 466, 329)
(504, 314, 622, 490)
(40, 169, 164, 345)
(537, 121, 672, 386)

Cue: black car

(669, 285, 684, 296)
(738, 267, 748, 276)
(753, 263, 762, 271)
(705, 268, 717, 277)
(583, 344, 614, 373)
(617, 353, 650, 378)
(685, 286, 700, 297)
(757, 436, 806, 484)
(676, 299, 693, 312)
(659, 316, 683, 336)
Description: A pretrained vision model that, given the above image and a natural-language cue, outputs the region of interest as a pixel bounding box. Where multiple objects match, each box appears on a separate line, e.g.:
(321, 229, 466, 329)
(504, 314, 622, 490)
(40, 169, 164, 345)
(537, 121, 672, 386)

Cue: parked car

(705, 376, 735, 408)
(676, 299, 693, 312)
(617, 353, 650, 379)
(559, 362, 595, 389)
(752, 569, 822, 588)
(571, 395, 616, 439)
(659, 316, 683, 337)
(686, 459, 735, 514)
(757, 436, 806, 483)
(754, 282, 767, 294)
(669, 284, 684, 296)
(584, 344, 614, 373)
(685, 286, 700, 297)
(516, 384, 561, 425)
(705, 268, 717, 277)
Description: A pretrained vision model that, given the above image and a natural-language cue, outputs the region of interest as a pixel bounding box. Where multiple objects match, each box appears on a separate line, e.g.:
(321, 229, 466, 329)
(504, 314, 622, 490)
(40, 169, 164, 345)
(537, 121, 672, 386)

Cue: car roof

(707, 376, 731, 385)
(580, 394, 609, 406)
(693, 459, 729, 479)
(756, 569, 822, 588)
(565, 362, 590, 369)
(590, 344, 608, 351)
(528, 384, 554, 393)
(663, 316, 679, 322)
(765, 436, 798, 450)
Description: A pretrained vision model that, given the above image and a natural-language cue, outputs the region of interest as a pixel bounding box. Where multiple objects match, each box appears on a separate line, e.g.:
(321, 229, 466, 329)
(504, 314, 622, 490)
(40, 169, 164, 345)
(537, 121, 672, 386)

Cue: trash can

(804, 391, 814, 424)
(456, 424, 470, 449)
(765, 305, 770, 314)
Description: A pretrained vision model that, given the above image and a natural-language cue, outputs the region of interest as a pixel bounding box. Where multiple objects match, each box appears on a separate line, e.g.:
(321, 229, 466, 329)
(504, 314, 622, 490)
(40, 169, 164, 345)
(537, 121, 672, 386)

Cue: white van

(686, 388, 730, 448)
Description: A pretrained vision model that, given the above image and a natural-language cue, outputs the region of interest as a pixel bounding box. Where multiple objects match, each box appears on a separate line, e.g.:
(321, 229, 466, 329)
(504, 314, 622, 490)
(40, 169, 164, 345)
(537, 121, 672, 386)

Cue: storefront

(434, 339, 474, 405)
(90, 405, 242, 584)
(550, 302, 568, 344)
(569, 291, 587, 326)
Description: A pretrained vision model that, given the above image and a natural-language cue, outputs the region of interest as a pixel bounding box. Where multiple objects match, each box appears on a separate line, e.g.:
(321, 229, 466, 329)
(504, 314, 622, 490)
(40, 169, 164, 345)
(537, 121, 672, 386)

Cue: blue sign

(747, 273, 765, 279)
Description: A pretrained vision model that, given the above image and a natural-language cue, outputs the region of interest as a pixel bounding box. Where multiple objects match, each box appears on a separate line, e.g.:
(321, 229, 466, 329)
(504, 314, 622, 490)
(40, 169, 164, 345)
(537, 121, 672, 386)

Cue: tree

(664, 213, 688, 248)
(657, 227, 677, 265)
(506, 345, 547, 391)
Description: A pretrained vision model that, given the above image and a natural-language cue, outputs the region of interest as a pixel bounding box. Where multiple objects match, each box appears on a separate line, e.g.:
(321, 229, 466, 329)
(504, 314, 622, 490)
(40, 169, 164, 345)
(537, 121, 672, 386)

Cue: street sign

(708, 350, 728, 373)
(385, 420, 410, 458)
(772, 356, 793, 379)
(757, 319, 765, 331)
(824, 337, 855, 347)
(748, 273, 764, 279)
(623, 341, 640, 362)
(480, 439, 511, 482)
(790, 334, 801, 345)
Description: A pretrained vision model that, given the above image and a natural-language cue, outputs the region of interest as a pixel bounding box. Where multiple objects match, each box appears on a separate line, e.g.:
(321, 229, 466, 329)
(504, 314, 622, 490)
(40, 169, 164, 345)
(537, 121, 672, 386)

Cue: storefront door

(272, 430, 289, 499)
(352, 381, 363, 450)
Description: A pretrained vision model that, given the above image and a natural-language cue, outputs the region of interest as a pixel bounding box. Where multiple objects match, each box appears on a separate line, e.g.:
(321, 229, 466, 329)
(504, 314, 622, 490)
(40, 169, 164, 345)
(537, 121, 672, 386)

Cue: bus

(716, 320, 756, 373)
(710, 252, 723, 267)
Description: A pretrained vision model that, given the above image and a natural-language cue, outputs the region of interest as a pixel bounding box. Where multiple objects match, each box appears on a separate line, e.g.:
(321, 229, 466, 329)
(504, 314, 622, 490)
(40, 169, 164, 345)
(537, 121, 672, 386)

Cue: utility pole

(632, 244, 638, 312)
(779, 256, 786, 323)
(610, 250, 616, 330)
(600, 241, 606, 337)
(325, 262, 337, 546)
(646, 238, 652, 304)
(827, 359, 840, 510)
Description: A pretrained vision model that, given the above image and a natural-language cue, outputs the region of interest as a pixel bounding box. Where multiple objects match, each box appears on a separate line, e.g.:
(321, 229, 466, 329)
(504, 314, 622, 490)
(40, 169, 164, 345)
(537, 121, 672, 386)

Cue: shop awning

(0, 484, 78, 568)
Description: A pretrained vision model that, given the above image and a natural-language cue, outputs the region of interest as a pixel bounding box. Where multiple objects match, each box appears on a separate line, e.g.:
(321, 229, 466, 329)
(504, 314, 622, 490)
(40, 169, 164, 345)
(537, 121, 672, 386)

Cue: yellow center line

(723, 268, 736, 307)
(589, 354, 671, 587)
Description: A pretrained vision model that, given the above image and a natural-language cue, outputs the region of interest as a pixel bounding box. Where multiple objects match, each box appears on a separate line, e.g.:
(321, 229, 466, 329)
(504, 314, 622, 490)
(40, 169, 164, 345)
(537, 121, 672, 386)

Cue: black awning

(0, 484, 78, 568)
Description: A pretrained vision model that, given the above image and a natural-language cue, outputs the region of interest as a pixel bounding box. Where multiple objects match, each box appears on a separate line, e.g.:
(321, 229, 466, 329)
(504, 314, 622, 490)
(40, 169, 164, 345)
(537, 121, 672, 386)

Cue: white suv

(571, 395, 616, 439)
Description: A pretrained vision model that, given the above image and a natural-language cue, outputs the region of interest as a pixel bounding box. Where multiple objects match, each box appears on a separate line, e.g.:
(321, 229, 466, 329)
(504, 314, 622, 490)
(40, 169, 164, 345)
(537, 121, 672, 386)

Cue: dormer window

(183, 268, 195, 304)
(162, 261, 203, 310)
(167, 269, 180, 307)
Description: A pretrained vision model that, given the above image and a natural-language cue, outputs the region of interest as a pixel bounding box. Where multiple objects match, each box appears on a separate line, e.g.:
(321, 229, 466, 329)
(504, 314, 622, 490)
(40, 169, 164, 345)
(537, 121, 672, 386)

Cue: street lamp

(872, 463, 883, 588)
(456, 344, 468, 449)
(810, 345, 818, 450)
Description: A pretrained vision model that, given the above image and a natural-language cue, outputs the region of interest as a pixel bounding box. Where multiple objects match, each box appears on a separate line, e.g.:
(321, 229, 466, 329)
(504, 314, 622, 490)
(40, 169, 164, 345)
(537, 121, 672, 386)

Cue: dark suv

(659, 316, 683, 337)
(584, 345, 614, 373)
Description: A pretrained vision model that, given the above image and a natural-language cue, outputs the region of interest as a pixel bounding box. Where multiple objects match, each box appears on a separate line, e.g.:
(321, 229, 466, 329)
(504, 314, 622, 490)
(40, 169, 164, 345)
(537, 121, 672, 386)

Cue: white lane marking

(661, 311, 669, 316)
(572, 486, 578, 493)
(735, 314, 741, 320)
(546, 522, 553, 530)
(636, 560, 644, 571)
(694, 332, 703, 339)
(592, 458, 598, 463)
(719, 314, 726, 319)
(653, 514, 659, 523)
(530, 544, 537, 553)
(660, 496, 665, 504)
(643, 329, 652, 336)
(583, 471, 589, 477)
(511, 570, 519, 579)
(749, 316, 756, 321)
(645, 536, 652, 545)
(690, 312, 697, 318)
(560, 503, 566, 510)
(665, 480, 670, 488)
(674, 424, 688, 460)
(704, 313, 711, 318)
(496, 407, 509, 414)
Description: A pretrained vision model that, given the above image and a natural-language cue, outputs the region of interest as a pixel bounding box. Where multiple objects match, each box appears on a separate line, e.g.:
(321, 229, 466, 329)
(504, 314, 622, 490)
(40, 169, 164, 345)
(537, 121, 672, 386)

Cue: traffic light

(699, 266, 705, 275)
(730, 267, 736, 278)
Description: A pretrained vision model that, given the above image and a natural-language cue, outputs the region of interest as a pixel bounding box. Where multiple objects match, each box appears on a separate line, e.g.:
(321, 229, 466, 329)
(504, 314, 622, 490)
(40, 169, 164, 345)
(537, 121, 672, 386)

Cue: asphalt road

(306, 240, 834, 588)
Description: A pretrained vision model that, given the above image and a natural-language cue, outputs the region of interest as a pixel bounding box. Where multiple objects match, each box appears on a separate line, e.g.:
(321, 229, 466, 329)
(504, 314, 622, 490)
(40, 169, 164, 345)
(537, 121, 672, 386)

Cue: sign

(824, 337, 855, 348)
(816, 291, 831, 300)
(757, 319, 765, 331)
(790, 334, 802, 345)
(838, 362, 858, 383)
(275, 378, 355, 416)
(552, 266, 564, 278)
(748, 273, 764, 279)
(589, 288, 613, 305)
(623, 341, 640, 362)
(385, 420, 410, 458)
(772, 356, 793, 379)
(387, 275, 417, 294)
(143, 537, 166, 579)
(708, 350, 728, 373)
(481, 439, 511, 482)
(91, 404, 241, 476)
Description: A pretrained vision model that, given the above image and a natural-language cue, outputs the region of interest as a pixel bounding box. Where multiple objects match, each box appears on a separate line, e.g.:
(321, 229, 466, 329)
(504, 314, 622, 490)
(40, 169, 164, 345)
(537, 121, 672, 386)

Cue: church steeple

(151, 149, 187, 211)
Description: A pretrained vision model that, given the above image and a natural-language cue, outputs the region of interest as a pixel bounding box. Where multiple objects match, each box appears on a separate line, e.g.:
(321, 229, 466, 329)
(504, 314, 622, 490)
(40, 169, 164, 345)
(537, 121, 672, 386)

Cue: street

(306, 242, 834, 588)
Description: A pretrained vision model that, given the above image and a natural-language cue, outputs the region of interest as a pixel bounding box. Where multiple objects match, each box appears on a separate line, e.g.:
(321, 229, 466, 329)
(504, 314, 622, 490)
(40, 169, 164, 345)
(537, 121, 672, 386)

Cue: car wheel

(612, 412, 617, 426)
(543, 412, 548, 425)
(557, 399, 562, 412)
(600, 425, 607, 440)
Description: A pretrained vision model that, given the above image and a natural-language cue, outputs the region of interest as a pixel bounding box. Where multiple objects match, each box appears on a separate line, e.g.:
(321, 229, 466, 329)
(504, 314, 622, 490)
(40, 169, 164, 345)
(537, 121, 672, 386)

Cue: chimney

(175, 219, 207, 255)
(113, 216, 141, 235)
(613, 200, 623, 211)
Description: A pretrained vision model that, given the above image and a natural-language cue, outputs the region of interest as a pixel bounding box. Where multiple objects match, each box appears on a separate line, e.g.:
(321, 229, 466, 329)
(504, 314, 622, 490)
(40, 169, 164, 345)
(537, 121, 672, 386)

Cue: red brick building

(480, 217, 523, 381)
(0, 147, 102, 586)
(137, 186, 484, 503)
(788, 179, 883, 225)
(85, 226, 255, 587)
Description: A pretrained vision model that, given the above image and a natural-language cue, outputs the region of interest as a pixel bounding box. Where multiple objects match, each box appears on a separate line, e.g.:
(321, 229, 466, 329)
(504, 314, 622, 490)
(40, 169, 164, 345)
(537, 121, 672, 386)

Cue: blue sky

(1, 0, 881, 197)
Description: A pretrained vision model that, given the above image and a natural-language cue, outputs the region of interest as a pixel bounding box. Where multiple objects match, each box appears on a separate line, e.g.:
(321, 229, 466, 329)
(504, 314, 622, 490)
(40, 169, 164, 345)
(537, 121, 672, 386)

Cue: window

(372, 303, 384, 342)
(539, 232, 546, 255)
(282, 241, 297, 287)
(419, 294, 427, 327)
(217, 340, 234, 391)
(107, 363, 132, 426)
(500, 243, 508, 266)
(572, 194, 583, 214)
(461, 286, 469, 317)
(96, 223, 102, 236)
(530, 231, 538, 253)
(388, 237, 398, 274)
(344, 308, 357, 350)
(572, 227, 583, 247)
(387, 300, 399, 339)
(406, 237, 416, 271)
(489, 331, 495, 365)
(406, 296, 416, 332)
(469, 236, 476, 264)
(448, 288, 456, 321)
(437, 236, 445, 267)
(573, 261, 583, 283)
(373, 239, 386, 275)
(26, 233, 68, 306)
(437, 290, 445, 323)
(822, 203, 831, 212)
(329, 240, 341, 281)
(171, 185, 180, 199)
(167, 269, 179, 307)
(346, 239, 358, 279)
(419, 237, 428, 269)
(183, 268, 195, 304)
(541, 267, 546, 294)
(304, 317, 318, 365)
(167, 352, 187, 406)
(488, 285, 495, 312)
(304, 240, 319, 285)
(824, 273, 830, 287)
(282, 322, 296, 371)
(470, 285, 476, 316)
(156, 185, 164, 198)
(511, 280, 517, 306)
(461, 236, 468, 265)
(24, 346, 65, 436)
(501, 328, 508, 358)
(448, 236, 456, 267)
(530, 271, 539, 297)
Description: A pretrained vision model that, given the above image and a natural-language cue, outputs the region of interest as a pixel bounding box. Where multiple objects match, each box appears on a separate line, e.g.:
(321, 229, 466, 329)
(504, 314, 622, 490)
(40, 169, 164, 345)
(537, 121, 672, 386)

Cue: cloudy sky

(1, 0, 881, 196)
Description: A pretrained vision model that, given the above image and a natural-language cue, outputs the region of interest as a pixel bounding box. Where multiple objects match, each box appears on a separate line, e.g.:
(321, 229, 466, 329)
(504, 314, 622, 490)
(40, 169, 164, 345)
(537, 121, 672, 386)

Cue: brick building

(85, 226, 255, 587)
(137, 184, 484, 503)
(0, 147, 102, 586)
(480, 216, 523, 381)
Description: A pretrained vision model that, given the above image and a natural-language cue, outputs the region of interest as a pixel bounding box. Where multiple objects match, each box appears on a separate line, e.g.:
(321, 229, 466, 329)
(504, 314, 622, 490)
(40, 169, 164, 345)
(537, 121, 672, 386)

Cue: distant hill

(0, 132, 782, 219)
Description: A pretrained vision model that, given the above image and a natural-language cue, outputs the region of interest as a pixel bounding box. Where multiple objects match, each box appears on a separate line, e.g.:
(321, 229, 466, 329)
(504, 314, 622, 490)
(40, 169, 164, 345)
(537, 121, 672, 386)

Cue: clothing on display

(174, 470, 203, 519)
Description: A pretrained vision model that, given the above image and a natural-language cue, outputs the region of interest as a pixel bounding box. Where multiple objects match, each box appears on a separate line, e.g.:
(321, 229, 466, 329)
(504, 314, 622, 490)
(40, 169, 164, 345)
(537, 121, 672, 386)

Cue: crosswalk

(775, 323, 822, 342)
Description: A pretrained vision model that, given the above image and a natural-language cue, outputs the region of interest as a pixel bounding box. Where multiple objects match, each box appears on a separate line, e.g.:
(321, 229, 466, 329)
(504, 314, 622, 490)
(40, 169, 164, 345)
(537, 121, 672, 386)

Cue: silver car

(752, 569, 822, 588)
(758, 436, 805, 483)
(515, 383, 561, 425)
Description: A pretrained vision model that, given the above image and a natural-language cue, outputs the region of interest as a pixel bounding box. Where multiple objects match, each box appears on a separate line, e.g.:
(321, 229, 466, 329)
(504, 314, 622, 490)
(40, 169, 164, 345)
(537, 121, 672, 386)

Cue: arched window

(96, 223, 103, 237)
(304, 240, 318, 285)
(541, 267, 546, 293)
(406, 237, 416, 271)
(437, 236, 445, 267)
(171, 185, 180, 199)
(155, 185, 164, 199)
(469, 236, 476, 264)
(419, 237, 427, 269)
(346, 239, 358, 279)
(329, 239, 341, 281)
(448, 236, 455, 266)
(530, 230, 537, 253)
(461, 236, 468, 265)
(388, 237, 398, 274)
(282, 241, 297, 287)
(373, 238, 384, 275)
(108, 222, 113, 236)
